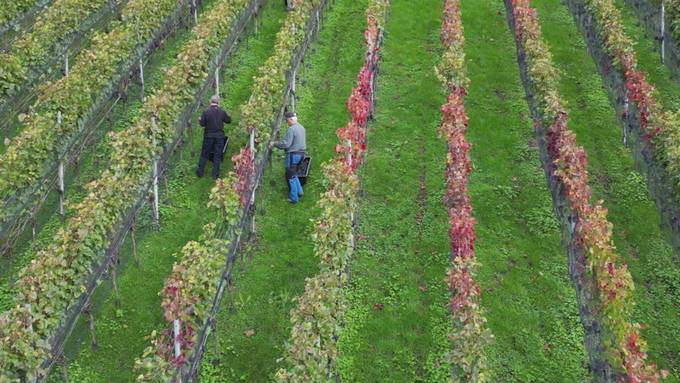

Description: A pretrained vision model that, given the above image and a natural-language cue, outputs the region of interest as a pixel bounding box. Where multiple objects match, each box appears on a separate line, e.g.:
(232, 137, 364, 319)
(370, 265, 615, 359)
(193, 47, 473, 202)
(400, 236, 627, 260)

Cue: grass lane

(338, 0, 453, 381)
(536, 0, 680, 379)
(462, 0, 590, 381)
(197, 0, 368, 380)
(46, 3, 287, 382)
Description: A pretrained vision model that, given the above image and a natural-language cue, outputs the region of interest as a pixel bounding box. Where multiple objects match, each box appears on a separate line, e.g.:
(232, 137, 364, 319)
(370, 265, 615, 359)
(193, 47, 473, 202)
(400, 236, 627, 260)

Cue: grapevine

(0, 0, 46, 27)
(135, 177, 240, 382)
(0, 0, 186, 213)
(0, 0, 249, 379)
(437, 1, 492, 381)
(275, 1, 389, 381)
(510, 0, 666, 380)
(0, 0, 111, 107)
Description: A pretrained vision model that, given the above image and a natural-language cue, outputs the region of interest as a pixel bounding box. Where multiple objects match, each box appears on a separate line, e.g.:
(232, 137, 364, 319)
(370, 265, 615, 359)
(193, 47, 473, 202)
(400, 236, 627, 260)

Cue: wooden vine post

(152, 159, 160, 227)
(173, 318, 182, 380)
(151, 116, 160, 228)
(347, 139, 355, 246)
(291, 68, 297, 112)
(254, 7, 259, 34)
(661, 0, 666, 64)
(32, 205, 37, 240)
(189, 121, 195, 158)
(215, 67, 220, 98)
(316, 7, 321, 34)
(139, 59, 146, 102)
(57, 112, 66, 223)
(623, 92, 629, 146)
(58, 49, 71, 224)
(191, 0, 198, 25)
(346, 139, 352, 169)
(110, 254, 120, 306)
(131, 218, 140, 267)
(249, 130, 256, 233)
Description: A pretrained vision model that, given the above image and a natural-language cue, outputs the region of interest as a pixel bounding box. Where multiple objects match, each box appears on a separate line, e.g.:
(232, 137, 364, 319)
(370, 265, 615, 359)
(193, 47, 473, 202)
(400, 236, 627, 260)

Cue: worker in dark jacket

(273, 111, 306, 204)
(196, 95, 231, 179)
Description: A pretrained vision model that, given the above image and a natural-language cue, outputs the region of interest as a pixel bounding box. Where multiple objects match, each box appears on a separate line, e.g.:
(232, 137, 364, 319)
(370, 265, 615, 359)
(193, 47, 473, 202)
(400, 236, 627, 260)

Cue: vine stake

(131, 218, 140, 267)
(139, 59, 145, 102)
(661, 0, 666, 64)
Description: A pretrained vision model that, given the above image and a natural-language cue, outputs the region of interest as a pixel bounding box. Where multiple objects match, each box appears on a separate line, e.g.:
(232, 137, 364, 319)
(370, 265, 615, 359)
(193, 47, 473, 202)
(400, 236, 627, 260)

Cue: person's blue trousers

(285, 152, 304, 203)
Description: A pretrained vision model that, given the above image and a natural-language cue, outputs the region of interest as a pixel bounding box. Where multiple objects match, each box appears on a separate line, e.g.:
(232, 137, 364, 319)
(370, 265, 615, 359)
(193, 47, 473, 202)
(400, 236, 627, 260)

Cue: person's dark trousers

(197, 136, 226, 179)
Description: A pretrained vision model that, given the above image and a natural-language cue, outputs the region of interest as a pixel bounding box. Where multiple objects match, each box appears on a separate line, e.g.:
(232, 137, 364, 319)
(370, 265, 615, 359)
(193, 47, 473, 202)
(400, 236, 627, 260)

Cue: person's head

(285, 111, 297, 126)
(210, 95, 220, 106)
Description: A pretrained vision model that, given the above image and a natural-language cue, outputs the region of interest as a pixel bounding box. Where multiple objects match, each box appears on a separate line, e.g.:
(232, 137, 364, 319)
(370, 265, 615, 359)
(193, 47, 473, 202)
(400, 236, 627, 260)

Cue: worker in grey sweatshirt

(273, 111, 306, 204)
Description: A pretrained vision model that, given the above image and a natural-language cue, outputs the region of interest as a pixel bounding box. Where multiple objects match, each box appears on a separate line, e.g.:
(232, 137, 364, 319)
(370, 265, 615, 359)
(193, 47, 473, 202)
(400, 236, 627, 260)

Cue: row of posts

(52, 0, 204, 230)
(50, 4, 290, 379)
(169, 17, 225, 378)
(51, 3, 207, 379)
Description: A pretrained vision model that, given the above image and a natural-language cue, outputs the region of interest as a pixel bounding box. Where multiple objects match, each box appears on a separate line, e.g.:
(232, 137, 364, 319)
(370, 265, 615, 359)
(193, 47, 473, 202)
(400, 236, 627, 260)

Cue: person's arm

(275, 128, 294, 150)
(223, 110, 232, 124)
(199, 110, 207, 127)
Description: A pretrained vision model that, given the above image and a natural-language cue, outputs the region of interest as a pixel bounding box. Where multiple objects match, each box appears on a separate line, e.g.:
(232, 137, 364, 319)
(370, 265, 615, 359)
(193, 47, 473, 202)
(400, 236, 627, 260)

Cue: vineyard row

(274, 0, 388, 381)
(135, 0, 328, 381)
(0, 0, 259, 379)
(507, 0, 666, 380)
(436, 0, 493, 381)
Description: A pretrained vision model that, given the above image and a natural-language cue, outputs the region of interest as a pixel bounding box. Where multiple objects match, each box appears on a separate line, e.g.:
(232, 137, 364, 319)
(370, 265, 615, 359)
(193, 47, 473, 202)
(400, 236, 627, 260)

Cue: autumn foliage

(437, 0, 492, 381)
(275, 2, 389, 381)
(510, 0, 666, 380)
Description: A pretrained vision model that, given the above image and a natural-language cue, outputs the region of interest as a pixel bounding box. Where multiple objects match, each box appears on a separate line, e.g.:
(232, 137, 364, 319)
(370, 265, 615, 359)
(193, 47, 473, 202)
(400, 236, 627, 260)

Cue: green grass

(534, 0, 680, 379)
(338, 0, 588, 382)
(336, 1, 450, 381)
(6, 1, 676, 381)
(197, 0, 368, 381)
(45, 3, 288, 382)
(463, 1, 590, 381)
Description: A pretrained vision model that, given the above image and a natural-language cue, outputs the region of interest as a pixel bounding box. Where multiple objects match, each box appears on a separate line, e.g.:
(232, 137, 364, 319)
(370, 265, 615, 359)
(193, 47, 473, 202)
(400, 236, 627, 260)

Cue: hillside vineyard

(0, 0, 679, 382)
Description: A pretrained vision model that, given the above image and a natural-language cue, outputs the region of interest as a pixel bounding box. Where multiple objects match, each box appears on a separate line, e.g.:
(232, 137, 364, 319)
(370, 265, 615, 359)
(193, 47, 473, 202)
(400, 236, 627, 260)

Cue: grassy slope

(463, 1, 590, 381)
(0, 4, 200, 312)
(46, 3, 288, 382)
(197, 0, 368, 381)
(539, 0, 680, 379)
(339, 0, 587, 382)
(336, 1, 449, 381)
